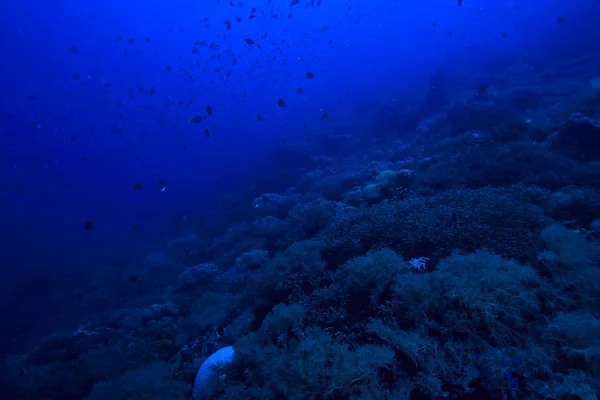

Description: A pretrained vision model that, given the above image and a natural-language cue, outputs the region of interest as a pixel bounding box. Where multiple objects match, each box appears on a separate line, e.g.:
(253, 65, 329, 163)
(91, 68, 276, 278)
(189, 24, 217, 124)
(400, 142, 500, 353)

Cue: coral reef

(4, 36, 600, 400)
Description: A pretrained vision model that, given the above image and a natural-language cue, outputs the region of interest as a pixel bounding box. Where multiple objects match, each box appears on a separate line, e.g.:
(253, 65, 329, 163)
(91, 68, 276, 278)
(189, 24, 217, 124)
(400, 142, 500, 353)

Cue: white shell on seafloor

(193, 346, 235, 400)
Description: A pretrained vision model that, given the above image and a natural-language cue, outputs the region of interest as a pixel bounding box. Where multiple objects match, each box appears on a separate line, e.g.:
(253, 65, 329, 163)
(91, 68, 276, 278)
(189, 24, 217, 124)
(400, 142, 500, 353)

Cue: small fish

(84, 220, 95, 231)
(133, 182, 144, 191)
(305, 72, 314, 79)
(206, 105, 213, 115)
(475, 84, 488, 96)
(296, 87, 303, 93)
(204, 128, 210, 138)
(189, 115, 203, 123)
(277, 98, 286, 107)
(557, 16, 566, 23)
(303, 123, 310, 135)
(257, 114, 263, 121)
(458, 0, 463, 6)
(243, 37, 255, 45)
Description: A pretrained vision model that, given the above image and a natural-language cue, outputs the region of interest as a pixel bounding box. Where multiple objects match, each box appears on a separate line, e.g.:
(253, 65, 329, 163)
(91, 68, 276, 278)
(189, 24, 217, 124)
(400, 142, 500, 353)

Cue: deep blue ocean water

(1, 1, 600, 399)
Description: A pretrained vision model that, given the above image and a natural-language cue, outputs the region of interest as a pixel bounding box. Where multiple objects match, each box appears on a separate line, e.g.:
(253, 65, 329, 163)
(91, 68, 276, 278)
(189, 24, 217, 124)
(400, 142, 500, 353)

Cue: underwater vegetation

(2, 0, 600, 399)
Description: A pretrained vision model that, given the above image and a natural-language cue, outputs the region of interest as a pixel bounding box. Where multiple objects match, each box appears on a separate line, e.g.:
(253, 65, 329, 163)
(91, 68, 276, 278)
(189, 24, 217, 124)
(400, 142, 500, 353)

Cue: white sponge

(193, 346, 235, 399)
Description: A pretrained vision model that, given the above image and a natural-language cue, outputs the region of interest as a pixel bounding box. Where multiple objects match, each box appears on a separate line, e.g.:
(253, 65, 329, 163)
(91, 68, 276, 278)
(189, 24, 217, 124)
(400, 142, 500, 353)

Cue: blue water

(1, 0, 600, 399)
